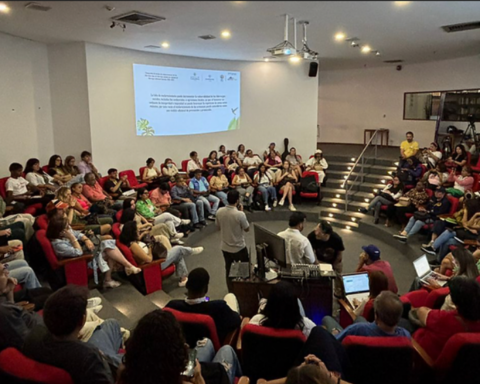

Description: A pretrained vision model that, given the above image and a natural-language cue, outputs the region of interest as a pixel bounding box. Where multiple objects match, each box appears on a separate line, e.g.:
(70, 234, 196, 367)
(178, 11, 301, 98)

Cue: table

(231, 276, 333, 324)
(364, 128, 389, 147)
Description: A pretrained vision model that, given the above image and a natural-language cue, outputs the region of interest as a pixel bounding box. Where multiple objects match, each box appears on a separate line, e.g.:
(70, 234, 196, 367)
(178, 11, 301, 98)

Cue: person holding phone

(231, 168, 254, 211)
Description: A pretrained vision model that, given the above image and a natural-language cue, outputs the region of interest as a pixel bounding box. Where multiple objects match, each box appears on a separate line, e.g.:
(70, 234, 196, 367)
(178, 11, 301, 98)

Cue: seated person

(104, 168, 132, 199)
(71, 182, 108, 217)
(171, 176, 205, 228)
(206, 150, 225, 176)
(77, 150, 101, 179)
(231, 167, 255, 211)
(0, 222, 27, 246)
(285, 147, 304, 178)
(285, 355, 351, 384)
(218, 144, 228, 163)
(242, 149, 263, 178)
(422, 161, 448, 190)
(278, 212, 316, 265)
(237, 144, 246, 160)
(187, 151, 208, 178)
(47, 216, 140, 288)
(445, 166, 474, 198)
(263, 142, 281, 160)
(276, 160, 298, 211)
(420, 142, 443, 169)
(263, 150, 283, 172)
(351, 270, 389, 319)
(305, 150, 328, 184)
(398, 131, 419, 169)
(308, 221, 345, 274)
(397, 157, 423, 188)
(161, 158, 179, 181)
(83, 172, 122, 210)
(0, 256, 41, 293)
(63, 156, 81, 177)
(23, 285, 125, 384)
(189, 169, 220, 219)
(360, 176, 403, 224)
(254, 164, 278, 211)
(118, 309, 242, 384)
(323, 291, 410, 341)
(166, 267, 241, 341)
(149, 183, 183, 218)
(393, 186, 451, 242)
(446, 144, 468, 174)
(141, 158, 165, 190)
(24, 158, 57, 196)
(355, 244, 398, 294)
(249, 280, 316, 338)
(385, 181, 429, 228)
(209, 168, 230, 206)
(225, 151, 243, 179)
(5, 163, 51, 208)
(119, 221, 203, 287)
(412, 276, 480, 361)
(47, 155, 72, 185)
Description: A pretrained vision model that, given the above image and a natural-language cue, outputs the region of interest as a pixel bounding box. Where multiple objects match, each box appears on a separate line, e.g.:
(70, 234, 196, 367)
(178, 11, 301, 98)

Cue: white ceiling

(1, 1, 480, 69)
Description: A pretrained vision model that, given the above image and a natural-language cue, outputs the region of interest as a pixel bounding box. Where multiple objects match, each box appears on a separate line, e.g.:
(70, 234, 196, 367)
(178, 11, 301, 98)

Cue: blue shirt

(336, 322, 411, 342)
(189, 177, 209, 192)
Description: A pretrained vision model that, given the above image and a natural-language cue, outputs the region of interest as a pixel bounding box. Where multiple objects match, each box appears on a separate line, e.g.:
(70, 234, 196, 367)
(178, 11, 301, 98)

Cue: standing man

(215, 190, 250, 292)
(277, 212, 317, 265)
(356, 244, 398, 294)
(398, 132, 419, 170)
(77, 151, 101, 180)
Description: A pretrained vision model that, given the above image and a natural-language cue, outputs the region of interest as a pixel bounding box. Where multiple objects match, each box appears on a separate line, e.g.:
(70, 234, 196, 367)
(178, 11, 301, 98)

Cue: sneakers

(172, 239, 185, 245)
(422, 241, 433, 248)
(359, 208, 368, 214)
(104, 280, 122, 289)
(194, 223, 204, 229)
(273, 200, 278, 207)
(178, 278, 188, 287)
(199, 221, 207, 226)
(278, 199, 285, 206)
(173, 233, 185, 240)
(91, 305, 103, 314)
(421, 245, 436, 255)
(191, 247, 204, 255)
(180, 219, 191, 225)
(289, 205, 297, 211)
(125, 266, 142, 275)
(393, 234, 407, 242)
(207, 215, 216, 221)
(265, 205, 271, 211)
(87, 297, 102, 309)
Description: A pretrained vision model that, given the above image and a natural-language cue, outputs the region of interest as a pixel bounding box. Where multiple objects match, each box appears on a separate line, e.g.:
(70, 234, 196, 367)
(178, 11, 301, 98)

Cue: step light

(381, 179, 386, 183)
(347, 166, 352, 170)
(336, 194, 340, 198)
(373, 188, 378, 193)
(346, 225, 351, 230)
(364, 198, 370, 202)
(332, 203, 337, 207)
(328, 213, 333, 217)
(351, 218, 356, 222)
(351, 158, 356, 161)
(343, 175, 348, 179)
(394, 162, 399, 166)
(387, 171, 392, 175)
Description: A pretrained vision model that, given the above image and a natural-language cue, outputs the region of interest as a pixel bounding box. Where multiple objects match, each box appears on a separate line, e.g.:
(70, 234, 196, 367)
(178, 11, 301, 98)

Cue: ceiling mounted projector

(267, 14, 297, 58)
(298, 21, 318, 61)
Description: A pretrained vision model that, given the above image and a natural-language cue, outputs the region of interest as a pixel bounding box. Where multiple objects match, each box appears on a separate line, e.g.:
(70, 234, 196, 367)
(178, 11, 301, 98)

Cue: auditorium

(1, 1, 480, 383)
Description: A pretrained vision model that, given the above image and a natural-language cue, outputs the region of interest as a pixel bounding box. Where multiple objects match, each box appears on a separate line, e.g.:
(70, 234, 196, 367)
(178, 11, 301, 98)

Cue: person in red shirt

(356, 244, 398, 294)
(413, 276, 480, 361)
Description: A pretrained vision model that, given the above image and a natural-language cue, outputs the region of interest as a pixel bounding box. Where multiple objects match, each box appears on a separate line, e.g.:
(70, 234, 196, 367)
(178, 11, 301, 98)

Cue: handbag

(395, 197, 410, 207)
(152, 241, 168, 260)
(379, 192, 395, 202)
(413, 211, 430, 221)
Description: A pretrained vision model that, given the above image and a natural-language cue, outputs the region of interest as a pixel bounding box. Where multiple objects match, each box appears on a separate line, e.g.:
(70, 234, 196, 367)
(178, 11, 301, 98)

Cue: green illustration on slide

(227, 117, 239, 131)
(137, 119, 155, 136)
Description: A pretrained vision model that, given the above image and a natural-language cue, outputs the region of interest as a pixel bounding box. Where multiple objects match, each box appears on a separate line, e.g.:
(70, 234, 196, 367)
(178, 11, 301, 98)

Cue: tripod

(461, 121, 479, 154)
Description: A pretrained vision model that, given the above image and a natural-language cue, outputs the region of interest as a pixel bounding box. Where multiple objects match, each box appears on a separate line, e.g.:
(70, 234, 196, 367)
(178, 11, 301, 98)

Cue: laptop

(413, 255, 447, 287)
(342, 272, 370, 308)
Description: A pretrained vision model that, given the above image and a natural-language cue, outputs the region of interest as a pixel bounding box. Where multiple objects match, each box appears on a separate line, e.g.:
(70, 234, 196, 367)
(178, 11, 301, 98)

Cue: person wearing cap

(165, 267, 241, 341)
(356, 245, 398, 294)
(263, 142, 280, 160)
(393, 186, 451, 243)
(305, 150, 328, 184)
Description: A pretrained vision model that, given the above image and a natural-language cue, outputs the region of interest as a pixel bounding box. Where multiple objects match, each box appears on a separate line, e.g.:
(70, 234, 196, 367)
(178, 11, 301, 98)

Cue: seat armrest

(411, 339, 434, 368)
(138, 259, 164, 270)
(57, 254, 93, 266)
(236, 317, 250, 352)
(437, 214, 453, 219)
(338, 299, 357, 322)
(257, 379, 286, 384)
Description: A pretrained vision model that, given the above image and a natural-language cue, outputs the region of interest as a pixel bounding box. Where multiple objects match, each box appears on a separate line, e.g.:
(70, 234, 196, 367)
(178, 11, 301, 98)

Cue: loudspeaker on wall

(308, 62, 318, 77)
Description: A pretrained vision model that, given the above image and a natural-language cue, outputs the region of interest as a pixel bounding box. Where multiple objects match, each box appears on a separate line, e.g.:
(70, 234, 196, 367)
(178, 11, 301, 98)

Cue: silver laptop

(413, 255, 447, 287)
(342, 272, 370, 308)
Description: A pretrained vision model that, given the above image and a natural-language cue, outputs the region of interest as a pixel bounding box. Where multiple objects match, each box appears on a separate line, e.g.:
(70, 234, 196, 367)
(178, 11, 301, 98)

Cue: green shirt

(136, 199, 156, 219)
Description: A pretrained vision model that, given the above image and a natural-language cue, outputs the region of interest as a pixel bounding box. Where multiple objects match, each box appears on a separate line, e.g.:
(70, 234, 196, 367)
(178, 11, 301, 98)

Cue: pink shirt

(75, 194, 91, 210)
(150, 189, 171, 206)
(361, 260, 398, 294)
(82, 182, 106, 202)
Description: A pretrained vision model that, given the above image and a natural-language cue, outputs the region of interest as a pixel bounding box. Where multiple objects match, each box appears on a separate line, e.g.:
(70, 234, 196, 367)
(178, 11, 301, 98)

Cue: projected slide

(133, 64, 240, 136)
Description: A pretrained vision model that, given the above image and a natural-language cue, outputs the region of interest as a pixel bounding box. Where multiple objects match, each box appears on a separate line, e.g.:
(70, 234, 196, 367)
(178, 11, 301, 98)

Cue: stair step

(321, 187, 355, 199)
(369, 164, 398, 175)
(323, 216, 360, 230)
(345, 181, 386, 193)
(326, 155, 375, 164)
(321, 197, 369, 212)
(320, 208, 366, 222)
(327, 161, 372, 173)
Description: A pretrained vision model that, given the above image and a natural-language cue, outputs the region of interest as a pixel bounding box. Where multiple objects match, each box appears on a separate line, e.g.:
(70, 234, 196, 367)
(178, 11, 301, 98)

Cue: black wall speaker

(308, 62, 318, 77)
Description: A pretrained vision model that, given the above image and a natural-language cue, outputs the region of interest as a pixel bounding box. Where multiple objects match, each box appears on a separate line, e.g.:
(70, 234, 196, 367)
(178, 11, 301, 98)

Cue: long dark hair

(24, 158, 41, 175)
(64, 156, 79, 175)
(48, 154, 62, 169)
(238, 144, 245, 153)
(369, 270, 389, 298)
(257, 164, 270, 181)
(46, 217, 69, 240)
(449, 276, 480, 321)
(121, 208, 136, 224)
(208, 150, 217, 160)
(454, 144, 467, 159)
(120, 309, 188, 384)
(453, 247, 479, 279)
(123, 198, 136, 210)
(119, 221, 139, 246)
(260, 281, 304, 330)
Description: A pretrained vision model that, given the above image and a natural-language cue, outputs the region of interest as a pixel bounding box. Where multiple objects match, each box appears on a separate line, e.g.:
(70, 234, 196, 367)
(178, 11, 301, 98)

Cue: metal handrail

(343, 130, 380, 212)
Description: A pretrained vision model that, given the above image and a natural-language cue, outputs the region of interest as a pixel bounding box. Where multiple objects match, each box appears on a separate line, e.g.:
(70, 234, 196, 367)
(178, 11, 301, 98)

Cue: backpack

(301, 175, 318, 193)
(251, 192, 265, 211)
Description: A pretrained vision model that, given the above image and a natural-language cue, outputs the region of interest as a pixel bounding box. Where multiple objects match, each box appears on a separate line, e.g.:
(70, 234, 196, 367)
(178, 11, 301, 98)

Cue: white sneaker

(265, 205, 271, 211)
(178, 278, 188, 287)
(91, 305, 103, 314)
(173, 233, 184, 240)
(279, 199, 285, 206)
(181, 219, 191, 225)
(104, 280, 122, 289)
(191, 247, 204, 255)
(172, 239, 185, 245)
(273, 200, 278, 207)
(289, 204, 297, 211)
(87, 297, 102, 308)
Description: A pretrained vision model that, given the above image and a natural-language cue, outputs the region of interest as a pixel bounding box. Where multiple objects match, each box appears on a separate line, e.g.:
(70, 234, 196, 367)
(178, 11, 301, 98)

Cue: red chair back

(98, 176, 109, 189)
(342, 336, 413, 384)
(116, 209, 123, 222)
(447, 195, 459, 214)
(0, 347, 74, 384)
(115, 239, 139, 267)
(466, 151, 472, 166)
(420, 164, 427, 178)
(472, 173, 480, 192)
(163, 307, 221, 351)
(42, 165, 49, 173)
(300, 171, 319, 199)
(0, 177, 8, 199)
(36, 214, 49, 230)
(240, 323, 306, 382)
(202, 158, 208, 170)
(119, 170, 147, 189)
(112, 222, 122, 239)
(425, 188, 433, 198)
(181, 159, 189, 172)
(424, 287, 450, 309)
(139, 166, 147, 180)
(36, 229, 61, 270)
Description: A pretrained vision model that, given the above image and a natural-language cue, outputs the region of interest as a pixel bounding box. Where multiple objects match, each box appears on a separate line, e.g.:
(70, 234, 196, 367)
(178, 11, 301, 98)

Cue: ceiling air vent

(25, 2, 52, 11)
(198, 34, 216, 40)
(383, 59, 404, 63)
(144, 45, 161, 49)
(442, 21, 480, 33)
(111, 11, 166, 26)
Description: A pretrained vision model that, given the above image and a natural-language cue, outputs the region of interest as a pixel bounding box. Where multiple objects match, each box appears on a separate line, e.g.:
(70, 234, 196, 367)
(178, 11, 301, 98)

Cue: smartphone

(181, 348, 197, 378)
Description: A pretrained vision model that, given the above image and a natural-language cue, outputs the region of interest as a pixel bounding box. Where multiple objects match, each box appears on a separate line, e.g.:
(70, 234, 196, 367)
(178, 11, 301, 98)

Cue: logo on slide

(220, 75, 225, 82)
(205, 74, 215, 82)
(190, 72, 200, 81)
(137, 119, 154, 136)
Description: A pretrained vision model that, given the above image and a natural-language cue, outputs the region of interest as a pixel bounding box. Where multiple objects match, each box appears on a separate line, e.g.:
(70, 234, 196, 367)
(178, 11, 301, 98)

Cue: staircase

(319, 155, 397, 231)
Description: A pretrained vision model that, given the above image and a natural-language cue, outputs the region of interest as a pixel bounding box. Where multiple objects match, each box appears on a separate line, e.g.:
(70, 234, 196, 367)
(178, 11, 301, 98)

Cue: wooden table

(364, 129, 389, 147)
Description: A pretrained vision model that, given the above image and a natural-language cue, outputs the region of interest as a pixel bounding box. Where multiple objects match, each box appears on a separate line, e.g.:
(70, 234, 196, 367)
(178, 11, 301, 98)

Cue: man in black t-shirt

(103, 168, 132, 199)
(307, 220, 345, 274)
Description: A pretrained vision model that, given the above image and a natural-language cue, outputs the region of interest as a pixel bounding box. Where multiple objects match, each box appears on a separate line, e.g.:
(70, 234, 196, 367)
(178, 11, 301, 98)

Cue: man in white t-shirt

(187, 151, 208, 178)
(5, 163, 50, 208)
(277, 212, 317, 265)
(242, 149, 264, 178)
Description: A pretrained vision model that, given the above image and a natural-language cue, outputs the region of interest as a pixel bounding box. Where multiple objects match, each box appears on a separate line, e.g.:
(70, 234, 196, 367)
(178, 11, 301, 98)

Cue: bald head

(374, 291, 403, 327)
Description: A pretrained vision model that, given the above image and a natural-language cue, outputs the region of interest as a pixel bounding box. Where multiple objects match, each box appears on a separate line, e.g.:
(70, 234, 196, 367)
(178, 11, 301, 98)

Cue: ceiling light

(361, 45, 371, 53)
(161, 42, 169, 48)
(264, 58, 269, 62)
(394, 1, 411, 6)
(375, 51, 381, 56)
(221, 30, 231, 39)
(335, 32, 345, 41)
(0, 3, 10, 13)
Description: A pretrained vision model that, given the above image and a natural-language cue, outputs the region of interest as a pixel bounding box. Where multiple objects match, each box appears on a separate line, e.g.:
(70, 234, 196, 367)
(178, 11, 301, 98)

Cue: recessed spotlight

(373, 188, 379, 193)
(365, 198, 370, 203)
(221, 30, 231, 39)
(161, 42, 169, 48)
(381, 179, 386, 184)
(352, 218, 356, 222)
(361, 45, 371, 53)
(375, 51, 381, 56)
(332, 203, 337, 207)
(334, 32, 345, 41)
(264, 58, 269, 62)
(0, 3, 10, 13)
(289, 55, 301, 63)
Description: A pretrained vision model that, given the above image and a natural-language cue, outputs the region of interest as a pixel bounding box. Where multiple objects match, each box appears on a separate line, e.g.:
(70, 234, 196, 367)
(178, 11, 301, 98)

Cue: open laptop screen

(343, 273, 369, 295)
(413, 255, 431, 278)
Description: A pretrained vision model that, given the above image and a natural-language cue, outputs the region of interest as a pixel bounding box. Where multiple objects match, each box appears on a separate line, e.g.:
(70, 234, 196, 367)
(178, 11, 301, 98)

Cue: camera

(467, 114, 477, 125)
(465, 191, 474, 200)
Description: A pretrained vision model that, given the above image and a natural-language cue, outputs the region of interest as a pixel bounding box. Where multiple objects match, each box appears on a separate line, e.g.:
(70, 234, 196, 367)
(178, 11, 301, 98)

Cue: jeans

(196, 339, 242, 384)
(161, 246, 191, 277)
(367, 196, 393, 220)
(197, 195, 220, 216)
(433, 229, 458, 261)
(236, 186, 254, 206)
(6, 259, 41, 289)
(258, 185, 277, 205)
(179, 202, 199, 224)
(111, 200, 123, 211)
(222, 247, 249, 292)
(214, 191, 229, 206)
(321, 315, 367, 334)
(404, 216, 426, 237)
(87, 319, 124, 367)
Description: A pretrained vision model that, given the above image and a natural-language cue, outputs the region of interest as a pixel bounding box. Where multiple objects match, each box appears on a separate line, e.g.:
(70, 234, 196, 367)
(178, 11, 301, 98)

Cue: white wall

(85, 43, 319, 173)
(0, 32, 53, 173)
(318, 55, 480, 147)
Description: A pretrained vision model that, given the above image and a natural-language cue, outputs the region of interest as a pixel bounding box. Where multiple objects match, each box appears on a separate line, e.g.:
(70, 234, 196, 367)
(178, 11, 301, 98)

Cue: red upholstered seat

(401, 286, 451, 309)
(36, 214, 49, 230)
(139, 166, 147, 181)
(0, 347, 73, 384)
(0, 177, 42, 216)
(239, 323, 306, 382)
(300, 171, 320, 200)
(202, 158, 208, 170)
(181, 159, 190, 172)
(98, 176, 109, 189)
(115, 239, 175, 295)
(112, 222, 122, 239)
(342, 336, 413, 384)
(41, 165, 49, 173)
(118, 170, 147, 190)
(163, 307, 221, 351)
(115, 209, 123, 222)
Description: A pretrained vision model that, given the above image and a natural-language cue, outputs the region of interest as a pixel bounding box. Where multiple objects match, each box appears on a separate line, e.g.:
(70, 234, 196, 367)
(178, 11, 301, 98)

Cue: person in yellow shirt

(399, 131, 419, 170)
